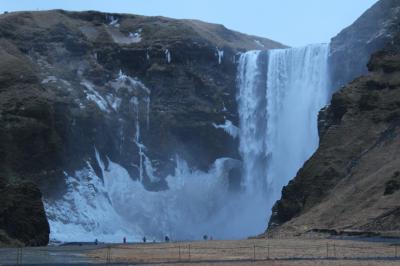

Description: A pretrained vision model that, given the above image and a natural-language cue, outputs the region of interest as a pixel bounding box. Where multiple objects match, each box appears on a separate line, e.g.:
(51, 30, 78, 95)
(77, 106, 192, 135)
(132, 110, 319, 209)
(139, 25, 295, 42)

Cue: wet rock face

(329, 0, 400, 92)
(0, 182, 50, 246)
(0, 10, 284, 245)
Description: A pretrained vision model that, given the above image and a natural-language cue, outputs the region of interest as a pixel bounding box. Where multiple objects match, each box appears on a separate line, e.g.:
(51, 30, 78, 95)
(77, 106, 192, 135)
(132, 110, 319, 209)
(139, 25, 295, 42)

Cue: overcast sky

(0, 0, 378, 46)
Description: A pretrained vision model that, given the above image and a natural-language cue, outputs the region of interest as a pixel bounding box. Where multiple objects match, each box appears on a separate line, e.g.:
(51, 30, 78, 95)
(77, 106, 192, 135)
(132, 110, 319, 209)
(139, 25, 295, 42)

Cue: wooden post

(395, 245, 398, 258)
(106, 246, 111, 263)
(178, 245, 181, 261)
(253, 245, 256, 261)
(333, 242, 336, 258)
(326, 243, 329, 258)
(188, 244, 191, 261)
(16, 248, 21, 265)
(267, 243, 270, 260)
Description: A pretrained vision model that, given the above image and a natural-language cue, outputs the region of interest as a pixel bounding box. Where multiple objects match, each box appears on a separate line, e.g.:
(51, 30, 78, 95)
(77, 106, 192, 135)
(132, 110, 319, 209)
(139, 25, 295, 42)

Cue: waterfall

(238, 44, 330, 210)
(45, 44, 330, 243)
(237, 50, 268, 194)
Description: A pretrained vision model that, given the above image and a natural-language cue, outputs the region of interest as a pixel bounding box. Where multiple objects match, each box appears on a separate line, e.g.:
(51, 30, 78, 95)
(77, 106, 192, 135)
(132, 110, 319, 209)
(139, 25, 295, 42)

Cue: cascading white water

(45, 44, 330, 243)
(237, 50, 267, 194)
(265, 45, 330, 200)
(238, 44, 330, 211)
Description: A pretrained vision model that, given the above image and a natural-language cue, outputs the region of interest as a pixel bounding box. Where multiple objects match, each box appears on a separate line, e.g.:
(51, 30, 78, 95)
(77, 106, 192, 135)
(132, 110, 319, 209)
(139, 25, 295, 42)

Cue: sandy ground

(87, 238, 400, 265)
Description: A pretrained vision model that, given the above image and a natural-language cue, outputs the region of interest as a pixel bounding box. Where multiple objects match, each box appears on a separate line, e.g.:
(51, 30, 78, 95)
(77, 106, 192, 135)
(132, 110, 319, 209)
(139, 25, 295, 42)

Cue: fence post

(47, 246, 50, 262)
(267, 243, 270, 260)
(178, 245, 181, 261)
(105, 246, 108, 264)
(16, 248, 21, 265)
(395, 245, 398, 258)
(326, 243, 329, 258)
(253, 245, 256, 261)
(188, 244, 191, 261)
(333, 242, 336, 258)
(106, 245, 111, 264)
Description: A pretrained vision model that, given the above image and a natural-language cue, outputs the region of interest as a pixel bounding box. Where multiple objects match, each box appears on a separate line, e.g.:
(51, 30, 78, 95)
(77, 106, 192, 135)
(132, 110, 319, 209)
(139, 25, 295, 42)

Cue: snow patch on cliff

(216, 48, 224, 64)
(213, 120, 239, 138)
(165, 49, 171, 63)
(254, 40, 265, 48)
(113, 70, 151, 95)
(108, 28, 142, 44)
(106, 94, 122, 112)
(81, 81, 110, 113)
(146, 50, 150, 61)
(107, 15, 120, 27)
(128, 30, 142, 43)
(41, 76, 57, 84)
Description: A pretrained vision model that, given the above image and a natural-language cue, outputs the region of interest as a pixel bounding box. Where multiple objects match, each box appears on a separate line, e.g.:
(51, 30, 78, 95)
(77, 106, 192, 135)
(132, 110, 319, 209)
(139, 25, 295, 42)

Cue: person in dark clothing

(143, 236, 147, 243)
(123, 237, 126, 244)
(165, 236, 170, 242)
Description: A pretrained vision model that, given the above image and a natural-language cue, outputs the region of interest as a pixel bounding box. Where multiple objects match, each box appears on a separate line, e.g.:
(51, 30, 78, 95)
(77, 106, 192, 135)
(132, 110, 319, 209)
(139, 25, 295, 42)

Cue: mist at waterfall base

(45, 44, 330, 243)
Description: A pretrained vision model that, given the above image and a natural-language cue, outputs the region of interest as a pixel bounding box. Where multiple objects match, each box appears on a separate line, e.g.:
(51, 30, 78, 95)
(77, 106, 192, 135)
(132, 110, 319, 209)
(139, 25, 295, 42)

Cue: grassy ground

(162, 261, 400, 266)
(88, 238, 400, 265)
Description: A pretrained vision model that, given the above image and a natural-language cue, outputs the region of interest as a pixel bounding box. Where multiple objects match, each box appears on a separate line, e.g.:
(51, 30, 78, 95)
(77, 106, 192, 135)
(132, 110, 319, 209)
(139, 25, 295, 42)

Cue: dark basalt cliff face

(329, 0, 400, 92)
(268, 3, 400, 236)
(0, 10, 284, 245)
(0, 182, 49, 246)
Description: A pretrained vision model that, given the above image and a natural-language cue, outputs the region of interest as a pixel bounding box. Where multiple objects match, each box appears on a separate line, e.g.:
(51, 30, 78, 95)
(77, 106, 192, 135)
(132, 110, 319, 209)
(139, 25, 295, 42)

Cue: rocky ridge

(268, 0, 400, 237)
(329, 0, 400, 91)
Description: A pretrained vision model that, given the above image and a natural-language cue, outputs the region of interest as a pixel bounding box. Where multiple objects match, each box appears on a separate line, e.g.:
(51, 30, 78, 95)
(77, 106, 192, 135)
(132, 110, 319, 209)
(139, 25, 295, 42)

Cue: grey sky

(0, 0, 378, 46)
